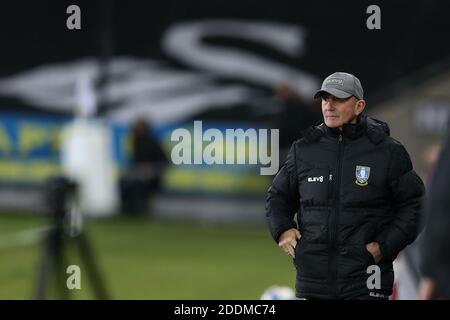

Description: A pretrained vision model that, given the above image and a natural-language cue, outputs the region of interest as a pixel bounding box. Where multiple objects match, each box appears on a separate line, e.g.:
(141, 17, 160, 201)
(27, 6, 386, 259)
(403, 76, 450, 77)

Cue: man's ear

(355, 99, 366, 116)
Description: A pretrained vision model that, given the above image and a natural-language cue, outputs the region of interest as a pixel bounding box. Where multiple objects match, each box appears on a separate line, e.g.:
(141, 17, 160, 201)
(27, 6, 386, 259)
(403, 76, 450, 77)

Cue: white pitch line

(0, 226, 51, 250)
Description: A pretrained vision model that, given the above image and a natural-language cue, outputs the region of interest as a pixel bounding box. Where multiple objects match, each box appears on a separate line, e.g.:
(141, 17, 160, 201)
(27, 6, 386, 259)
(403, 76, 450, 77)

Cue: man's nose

(325, 101, 335, 110)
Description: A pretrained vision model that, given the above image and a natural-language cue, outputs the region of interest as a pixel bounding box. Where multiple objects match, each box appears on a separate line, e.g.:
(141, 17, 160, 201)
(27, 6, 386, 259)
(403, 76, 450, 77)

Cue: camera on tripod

(34, 175, 109, 300)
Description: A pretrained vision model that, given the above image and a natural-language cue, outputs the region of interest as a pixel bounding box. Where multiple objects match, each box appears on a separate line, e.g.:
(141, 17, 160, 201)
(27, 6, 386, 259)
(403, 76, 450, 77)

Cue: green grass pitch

(0, 212, 295, 299)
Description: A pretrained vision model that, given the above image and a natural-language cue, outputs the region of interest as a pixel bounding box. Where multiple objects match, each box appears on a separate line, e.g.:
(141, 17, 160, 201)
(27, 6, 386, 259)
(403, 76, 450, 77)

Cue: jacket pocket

(293, 237, 301, 263)
(294, 240, 329, 281)
(338, 245, 375, 280)
(361, 245, 376, 265)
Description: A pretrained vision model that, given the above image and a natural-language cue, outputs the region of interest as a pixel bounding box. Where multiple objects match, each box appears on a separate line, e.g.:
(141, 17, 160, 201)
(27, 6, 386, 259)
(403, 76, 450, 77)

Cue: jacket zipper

(329, 133, 344, 297)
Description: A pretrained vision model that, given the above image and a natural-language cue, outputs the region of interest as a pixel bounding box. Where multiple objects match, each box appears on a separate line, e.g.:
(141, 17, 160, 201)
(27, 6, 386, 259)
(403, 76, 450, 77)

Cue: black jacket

(420, 126, 450, 298)
(266, 115, 425, 299)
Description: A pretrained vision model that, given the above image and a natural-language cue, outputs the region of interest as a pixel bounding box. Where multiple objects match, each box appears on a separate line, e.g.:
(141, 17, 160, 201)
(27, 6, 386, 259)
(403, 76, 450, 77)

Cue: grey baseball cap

(314, 72, 364, 100)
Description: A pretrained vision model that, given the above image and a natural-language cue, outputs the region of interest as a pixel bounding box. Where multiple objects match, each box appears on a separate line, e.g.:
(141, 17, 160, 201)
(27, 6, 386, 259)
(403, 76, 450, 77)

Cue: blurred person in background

(274, 81, 321, 163)
(418, 122, 450, 300)
(120, 119, 168, 215)
(392, 143, 442, 299)
(266, 72, 425, 299)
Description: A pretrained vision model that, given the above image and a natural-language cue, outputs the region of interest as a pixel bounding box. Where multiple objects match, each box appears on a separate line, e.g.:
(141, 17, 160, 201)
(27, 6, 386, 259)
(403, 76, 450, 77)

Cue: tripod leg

(75, 233, 109, 299)
(55, 236, 69, 300)
(34, 231, 54, 299)
(34, 229, 69, 300)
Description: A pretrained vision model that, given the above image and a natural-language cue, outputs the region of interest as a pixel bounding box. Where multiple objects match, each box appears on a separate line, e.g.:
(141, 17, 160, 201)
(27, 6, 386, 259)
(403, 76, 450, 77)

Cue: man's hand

(365, 242, 383, 264)
(278, 228, 301, 258)
(418, 277, 437, 300)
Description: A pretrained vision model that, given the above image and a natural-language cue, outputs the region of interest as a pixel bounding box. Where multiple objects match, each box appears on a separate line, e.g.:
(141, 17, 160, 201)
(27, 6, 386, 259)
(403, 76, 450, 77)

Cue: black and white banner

(1, 0, 449, 125)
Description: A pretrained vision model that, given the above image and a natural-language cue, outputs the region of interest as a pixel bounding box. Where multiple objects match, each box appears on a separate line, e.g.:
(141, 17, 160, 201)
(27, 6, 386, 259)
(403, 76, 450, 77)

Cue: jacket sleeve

(375, 142, 425, 262)
(266, 143, 300, 243)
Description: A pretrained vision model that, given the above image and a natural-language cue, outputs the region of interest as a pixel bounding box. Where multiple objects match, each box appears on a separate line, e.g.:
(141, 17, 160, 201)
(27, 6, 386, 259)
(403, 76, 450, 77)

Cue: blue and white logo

(355, 165, 370, 186)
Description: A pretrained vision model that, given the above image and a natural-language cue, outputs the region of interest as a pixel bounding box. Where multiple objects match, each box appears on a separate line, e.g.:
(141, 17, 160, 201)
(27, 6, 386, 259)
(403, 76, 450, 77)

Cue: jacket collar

(302, 115, 390, 144)
(324, 114, 366, 140)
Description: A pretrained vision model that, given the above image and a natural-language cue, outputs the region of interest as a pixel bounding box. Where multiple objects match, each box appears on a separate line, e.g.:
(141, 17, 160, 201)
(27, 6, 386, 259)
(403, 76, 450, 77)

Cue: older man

(266, 72, 425, 299)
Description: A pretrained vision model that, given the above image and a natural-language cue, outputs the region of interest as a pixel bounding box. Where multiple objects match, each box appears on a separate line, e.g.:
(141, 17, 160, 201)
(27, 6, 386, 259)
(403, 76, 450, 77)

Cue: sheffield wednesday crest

(355, 165, 370, 186)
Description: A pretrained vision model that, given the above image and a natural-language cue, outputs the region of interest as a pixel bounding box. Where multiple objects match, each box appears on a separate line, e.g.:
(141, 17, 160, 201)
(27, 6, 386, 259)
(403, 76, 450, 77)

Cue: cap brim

(313, 88, 353, 99)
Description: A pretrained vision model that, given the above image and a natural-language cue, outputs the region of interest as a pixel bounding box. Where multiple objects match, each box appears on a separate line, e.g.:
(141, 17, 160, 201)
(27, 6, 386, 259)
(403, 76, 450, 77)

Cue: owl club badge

(355, 165, 371, 186)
